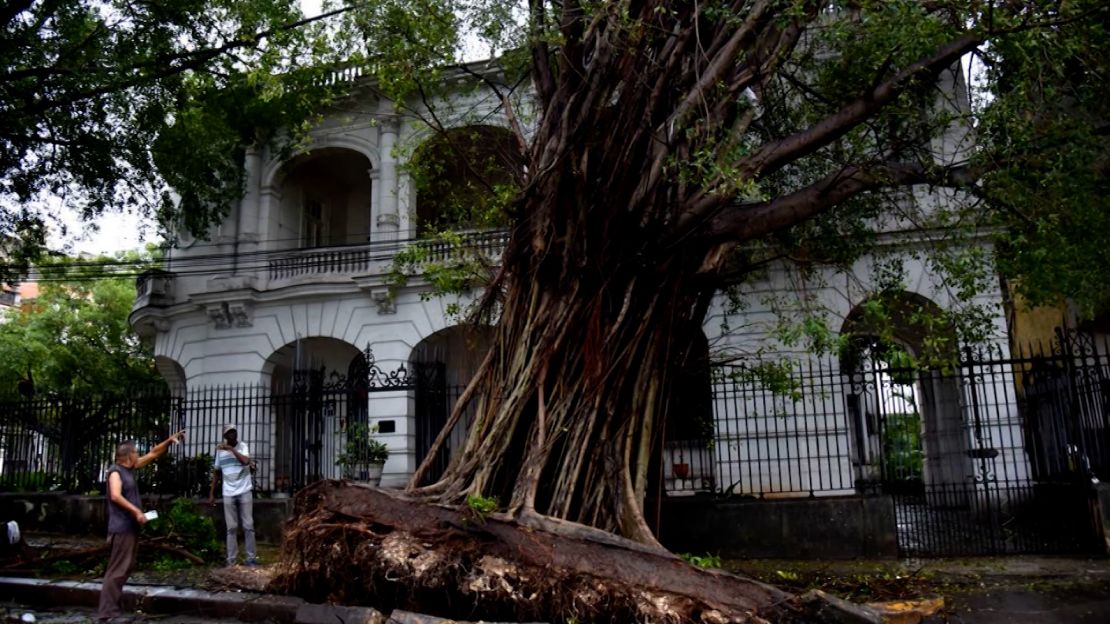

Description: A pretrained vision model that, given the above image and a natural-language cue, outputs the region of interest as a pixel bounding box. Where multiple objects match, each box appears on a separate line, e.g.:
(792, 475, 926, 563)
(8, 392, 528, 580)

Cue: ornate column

(237, 145, 262, 254)
(368, 166, 380, 241)
(255, 144, 278, 252)
(374, 114, 401, 242)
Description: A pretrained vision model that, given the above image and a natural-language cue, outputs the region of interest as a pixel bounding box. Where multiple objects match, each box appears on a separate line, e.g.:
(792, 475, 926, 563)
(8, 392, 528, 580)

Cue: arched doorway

(265, 337, 364, 490)
(840, 292, 970, 501)
(409, 325, 494, 484)
(662, 329, 715, 494)
(276, 148, 373, 249)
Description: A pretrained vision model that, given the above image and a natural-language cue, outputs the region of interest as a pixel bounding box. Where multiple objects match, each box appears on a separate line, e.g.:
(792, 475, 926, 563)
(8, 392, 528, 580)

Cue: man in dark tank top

(97, 430, 185, 621)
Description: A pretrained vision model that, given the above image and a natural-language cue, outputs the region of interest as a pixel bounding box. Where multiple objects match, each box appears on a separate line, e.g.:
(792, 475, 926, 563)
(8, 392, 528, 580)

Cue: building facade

(128, 65, 1108, 556)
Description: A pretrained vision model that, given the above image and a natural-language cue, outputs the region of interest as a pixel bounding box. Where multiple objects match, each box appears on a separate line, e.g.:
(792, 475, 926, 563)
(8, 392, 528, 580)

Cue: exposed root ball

(270, 481, 804, 623)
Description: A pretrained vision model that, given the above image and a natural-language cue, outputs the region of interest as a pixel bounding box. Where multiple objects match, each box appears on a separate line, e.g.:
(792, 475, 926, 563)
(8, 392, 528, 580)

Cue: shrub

(147, 498, 221, 562)
(0, 471, 59, 493)
(680, 553, 722, 569)
(138, 452, 213, 497)
(337, 421, 389, 475)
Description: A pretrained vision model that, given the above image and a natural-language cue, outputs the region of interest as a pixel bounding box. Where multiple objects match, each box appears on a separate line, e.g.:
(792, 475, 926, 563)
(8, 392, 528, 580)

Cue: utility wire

(5, 229, 507, 284)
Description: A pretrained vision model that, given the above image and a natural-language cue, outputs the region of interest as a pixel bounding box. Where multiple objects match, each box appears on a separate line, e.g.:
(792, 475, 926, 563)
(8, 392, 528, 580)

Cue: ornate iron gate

(273, 347, 446, 492)
(707, 334, 1108, 558)
(412, 362, 449, 485)
(857, 344, 1105, 556)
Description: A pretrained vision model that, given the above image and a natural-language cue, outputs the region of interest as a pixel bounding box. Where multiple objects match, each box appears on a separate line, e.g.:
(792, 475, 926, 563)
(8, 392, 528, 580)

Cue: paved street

(5, 557, 1110, 623)
(930, 579, 1110, 623)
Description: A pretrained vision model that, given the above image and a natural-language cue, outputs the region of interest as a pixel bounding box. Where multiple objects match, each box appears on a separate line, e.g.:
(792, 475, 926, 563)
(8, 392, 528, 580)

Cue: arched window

(410, 126, 524, 233)
(277, 149, 373, 249)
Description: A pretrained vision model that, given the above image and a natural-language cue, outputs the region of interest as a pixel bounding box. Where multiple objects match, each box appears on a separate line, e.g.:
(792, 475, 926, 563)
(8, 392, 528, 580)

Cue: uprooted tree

(5, 0, 1110, 621)
(279, 1, 1108, 621)
(392, 0, 1110, 538)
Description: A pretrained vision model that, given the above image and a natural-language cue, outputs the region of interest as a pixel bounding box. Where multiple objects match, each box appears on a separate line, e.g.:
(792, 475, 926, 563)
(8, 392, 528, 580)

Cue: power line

(6, 229, 507, 284)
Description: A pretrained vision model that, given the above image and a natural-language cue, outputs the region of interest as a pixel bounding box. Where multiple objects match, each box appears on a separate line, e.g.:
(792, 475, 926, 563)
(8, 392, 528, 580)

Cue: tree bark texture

(405, 1, 982, 543)
(273, 481, 805, 623)
(409, 203, 715, 543)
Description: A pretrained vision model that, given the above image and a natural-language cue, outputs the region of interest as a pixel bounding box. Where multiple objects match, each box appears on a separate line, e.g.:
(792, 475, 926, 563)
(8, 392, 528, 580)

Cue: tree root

(270, 481, 810, 623)
(2, 539, 204, 569)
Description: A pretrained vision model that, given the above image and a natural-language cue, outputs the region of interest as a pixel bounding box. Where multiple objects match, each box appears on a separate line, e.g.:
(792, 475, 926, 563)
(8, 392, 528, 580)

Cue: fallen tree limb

(2, 539, 204, 569)
(270, 481, 810, 623)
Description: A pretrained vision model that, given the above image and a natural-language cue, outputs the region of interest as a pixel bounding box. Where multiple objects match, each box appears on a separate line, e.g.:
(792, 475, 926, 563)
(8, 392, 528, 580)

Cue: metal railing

(662, 334, 1110, 555)
(666, 337, 1110, 501)
(266, 229, 510, 282)
(696, 359, 857, 498)
(0, 388, 179, 494)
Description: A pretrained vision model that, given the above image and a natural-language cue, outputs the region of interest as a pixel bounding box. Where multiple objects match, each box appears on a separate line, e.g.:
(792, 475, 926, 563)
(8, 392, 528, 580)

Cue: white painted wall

(135, 70, 1033, 501)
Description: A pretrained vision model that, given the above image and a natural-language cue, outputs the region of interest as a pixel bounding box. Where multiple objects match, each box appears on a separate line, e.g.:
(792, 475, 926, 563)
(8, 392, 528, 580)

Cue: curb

(0, 577, 383, 623)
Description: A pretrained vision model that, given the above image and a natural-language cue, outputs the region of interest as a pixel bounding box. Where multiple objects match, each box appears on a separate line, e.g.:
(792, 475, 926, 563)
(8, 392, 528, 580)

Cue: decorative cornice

(371, 289, 396, 315)
(229, 301, 254, 327)
(376, 213, 400, 228)
(207, 302, 232, 329)
(205, 300, 254, 329)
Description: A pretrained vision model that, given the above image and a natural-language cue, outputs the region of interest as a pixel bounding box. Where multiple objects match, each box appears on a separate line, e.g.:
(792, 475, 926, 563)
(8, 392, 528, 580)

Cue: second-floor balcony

(132, 229, 511, 313)
(266, 229, 510, 285)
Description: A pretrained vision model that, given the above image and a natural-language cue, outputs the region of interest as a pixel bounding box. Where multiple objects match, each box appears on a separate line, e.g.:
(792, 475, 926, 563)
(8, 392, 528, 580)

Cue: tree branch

(704, 161, 977, 243)
(3, 3, 359, 114)
(739, 33, 981, 180)
(529, 0, 556, 108)
(0, 0, 36, 30)
(674, 31, 982, 236)
(457, 64, 531, 174)
(664, 0, 774, 131)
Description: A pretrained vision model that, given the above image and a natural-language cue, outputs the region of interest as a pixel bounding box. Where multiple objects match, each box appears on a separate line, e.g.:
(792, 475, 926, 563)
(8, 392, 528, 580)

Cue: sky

(46, 0, 325, 256)
(48, 207, 155, 256)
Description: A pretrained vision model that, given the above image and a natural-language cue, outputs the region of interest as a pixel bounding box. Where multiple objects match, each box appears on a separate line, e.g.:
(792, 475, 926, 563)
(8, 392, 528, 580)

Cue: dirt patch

(207, 564, 277, 592)
(7, 532, 283, 593)
(725, 557, 1110, 612)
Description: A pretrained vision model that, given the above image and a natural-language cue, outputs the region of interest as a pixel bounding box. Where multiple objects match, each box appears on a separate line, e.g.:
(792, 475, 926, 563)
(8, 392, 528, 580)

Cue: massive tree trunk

(275, 481, 806, 623)
(404, 2, 730, 541)
(278, 3, 1011, 621)
(403, 0, 978, 542)
(408, 168, 719, 542)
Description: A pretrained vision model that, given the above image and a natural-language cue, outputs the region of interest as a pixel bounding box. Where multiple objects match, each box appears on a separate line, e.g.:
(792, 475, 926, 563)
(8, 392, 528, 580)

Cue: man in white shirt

(208, 424, 257, 566)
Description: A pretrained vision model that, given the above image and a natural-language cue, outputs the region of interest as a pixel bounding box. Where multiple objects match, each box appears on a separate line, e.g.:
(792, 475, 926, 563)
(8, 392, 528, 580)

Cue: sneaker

(245, 558, 259, 567)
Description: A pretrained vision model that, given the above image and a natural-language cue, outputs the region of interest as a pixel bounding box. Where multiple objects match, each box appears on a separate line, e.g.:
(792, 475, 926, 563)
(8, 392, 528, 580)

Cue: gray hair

(115, 440, 137, 462)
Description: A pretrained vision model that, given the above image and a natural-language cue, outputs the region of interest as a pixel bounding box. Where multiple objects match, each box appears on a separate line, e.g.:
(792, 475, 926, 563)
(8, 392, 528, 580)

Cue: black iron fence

(3, 331, 1109, 556)
(0, 359, 444, 497)
(0, 388, 176, 494)
(665, 333, 1110, 556)
(0, 383, 371, 497)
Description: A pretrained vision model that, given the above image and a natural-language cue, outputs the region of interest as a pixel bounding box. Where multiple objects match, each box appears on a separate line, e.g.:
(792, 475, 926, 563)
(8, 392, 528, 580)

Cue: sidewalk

(730, 556, 1110, 623)
(0, 576, 384, 623)
(5, 554, 1110, 623)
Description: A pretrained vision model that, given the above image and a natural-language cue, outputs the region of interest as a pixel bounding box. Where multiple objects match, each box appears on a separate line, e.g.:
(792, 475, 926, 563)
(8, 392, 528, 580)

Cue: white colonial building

(130, 63, 1102, 557)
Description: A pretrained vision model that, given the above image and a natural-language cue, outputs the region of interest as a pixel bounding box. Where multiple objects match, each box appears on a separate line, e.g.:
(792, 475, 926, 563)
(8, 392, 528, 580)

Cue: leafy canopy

(0, 248, 164, 393)
(0, 0, 347, 276)
(380, 0, 1110, 358)
(2, 0, 1109, 333)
